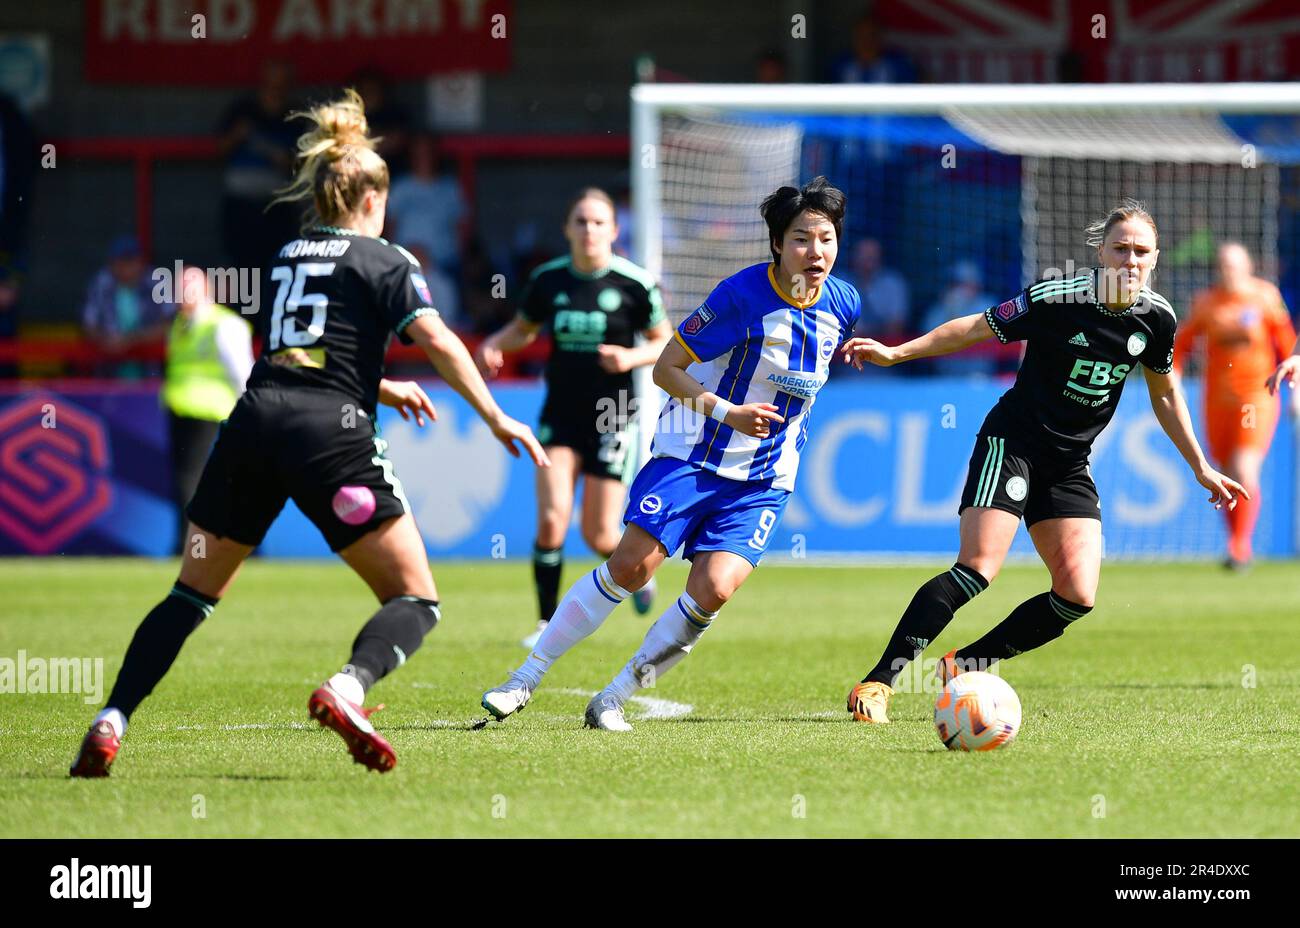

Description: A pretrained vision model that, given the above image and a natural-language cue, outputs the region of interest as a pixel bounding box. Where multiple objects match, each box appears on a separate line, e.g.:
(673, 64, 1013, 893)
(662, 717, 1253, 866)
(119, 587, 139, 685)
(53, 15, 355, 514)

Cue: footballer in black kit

(958, 267, 1178, 524)
(520, 255, 667, 480)
(477, 187, 671, 643)
(189, 227, 437, 552)
(840, 202, 1245, 725)
(71, 90, 547, 778)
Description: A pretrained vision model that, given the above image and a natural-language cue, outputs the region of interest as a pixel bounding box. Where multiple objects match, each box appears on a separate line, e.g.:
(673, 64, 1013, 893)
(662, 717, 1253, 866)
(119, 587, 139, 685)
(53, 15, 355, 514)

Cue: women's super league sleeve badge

(681, 303, 716, 335)
(410, 273, 434, 306)
(995, 294, 1028, 321)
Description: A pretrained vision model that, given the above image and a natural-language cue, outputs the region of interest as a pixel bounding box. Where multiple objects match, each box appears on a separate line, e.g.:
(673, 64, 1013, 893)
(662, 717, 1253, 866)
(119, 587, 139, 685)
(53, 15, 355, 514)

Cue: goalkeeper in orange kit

(1174, 243, 1297, 569)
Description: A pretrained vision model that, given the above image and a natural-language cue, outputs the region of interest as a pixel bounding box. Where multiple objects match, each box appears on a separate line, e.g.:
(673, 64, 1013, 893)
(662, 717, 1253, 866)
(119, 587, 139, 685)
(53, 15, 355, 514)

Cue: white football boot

(481, 675, 534, 721)
(584, 692, 632, 731)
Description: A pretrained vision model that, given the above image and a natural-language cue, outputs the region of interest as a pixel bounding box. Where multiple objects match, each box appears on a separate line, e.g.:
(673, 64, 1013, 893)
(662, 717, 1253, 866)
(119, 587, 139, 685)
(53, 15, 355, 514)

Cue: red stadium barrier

(47, 134, 631, 260)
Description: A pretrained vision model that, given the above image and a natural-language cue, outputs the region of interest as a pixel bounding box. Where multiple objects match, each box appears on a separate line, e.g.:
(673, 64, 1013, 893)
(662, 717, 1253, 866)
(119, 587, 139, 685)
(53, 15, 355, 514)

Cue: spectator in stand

(461, 237, 512, 336)
(755, 48, 788, 83)
(386, 131, 466, 280)
(403, 243, 461, 330)
(163, 266, 253, 553)
(216, 59, 300, 270)
(829, 10, 918, 84)
(846, 238, 910, 340)
(81, 236, 173, 377)
(353, 68, 412, 175)
(922, 260, 997, 377)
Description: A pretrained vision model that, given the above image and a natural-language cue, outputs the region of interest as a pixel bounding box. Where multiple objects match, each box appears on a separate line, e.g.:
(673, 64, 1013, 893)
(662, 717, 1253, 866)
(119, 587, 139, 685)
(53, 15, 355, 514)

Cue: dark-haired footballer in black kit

(71, 90, 547, 778)
(840, 204, 1245, 725)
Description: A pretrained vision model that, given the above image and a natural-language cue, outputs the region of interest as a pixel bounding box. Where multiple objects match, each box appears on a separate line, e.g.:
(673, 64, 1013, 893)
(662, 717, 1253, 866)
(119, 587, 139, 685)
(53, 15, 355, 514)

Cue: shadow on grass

(8, 770, 301, 782)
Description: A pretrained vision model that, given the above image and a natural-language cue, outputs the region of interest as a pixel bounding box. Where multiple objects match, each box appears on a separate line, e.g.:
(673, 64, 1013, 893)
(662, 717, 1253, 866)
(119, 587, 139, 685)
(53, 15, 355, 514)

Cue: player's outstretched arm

(653, 337, 784, 439)
(405, 314, 550, 467)
(1145, 368, 1246, 511)
(841, 312, 994, 370)
(475, 316, 542, 378)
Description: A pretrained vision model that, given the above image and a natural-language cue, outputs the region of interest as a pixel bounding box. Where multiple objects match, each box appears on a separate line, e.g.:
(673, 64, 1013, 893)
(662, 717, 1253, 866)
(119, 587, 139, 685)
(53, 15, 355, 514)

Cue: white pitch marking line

(553, 687, 693, 720)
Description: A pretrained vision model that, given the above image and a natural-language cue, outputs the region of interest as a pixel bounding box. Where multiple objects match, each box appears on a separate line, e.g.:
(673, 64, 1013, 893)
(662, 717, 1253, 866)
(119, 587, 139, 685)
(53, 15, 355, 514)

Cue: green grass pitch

(1, 558, 1297, 838)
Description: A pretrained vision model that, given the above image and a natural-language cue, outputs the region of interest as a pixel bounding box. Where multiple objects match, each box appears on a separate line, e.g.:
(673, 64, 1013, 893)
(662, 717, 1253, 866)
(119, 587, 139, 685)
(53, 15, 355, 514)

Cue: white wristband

(709, 397, 734, 422)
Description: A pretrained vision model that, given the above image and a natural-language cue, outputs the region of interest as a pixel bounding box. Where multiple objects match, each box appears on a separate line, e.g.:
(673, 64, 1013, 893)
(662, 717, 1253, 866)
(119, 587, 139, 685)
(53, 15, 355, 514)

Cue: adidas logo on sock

(1069, 332, 1089, 347)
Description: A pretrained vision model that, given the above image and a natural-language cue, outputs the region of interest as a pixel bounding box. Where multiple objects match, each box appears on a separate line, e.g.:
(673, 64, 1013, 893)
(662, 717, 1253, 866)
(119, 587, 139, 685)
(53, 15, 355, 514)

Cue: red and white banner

(877, 0, 1300, 83)
(85, 0, 512, 84)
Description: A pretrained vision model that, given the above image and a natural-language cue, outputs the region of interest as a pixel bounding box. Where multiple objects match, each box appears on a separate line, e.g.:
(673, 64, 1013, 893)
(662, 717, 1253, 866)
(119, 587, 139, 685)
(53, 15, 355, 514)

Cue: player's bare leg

(311, 513, 440, 772)
(482, 523, 666, 721)
(71, 524, 251, 777)
(525, 446, 581, 647)
(853, 507, 1018, 723)
(950, 518, 1100, 671)
(588, 550, 753, 731)
(582, 472, 653, 613)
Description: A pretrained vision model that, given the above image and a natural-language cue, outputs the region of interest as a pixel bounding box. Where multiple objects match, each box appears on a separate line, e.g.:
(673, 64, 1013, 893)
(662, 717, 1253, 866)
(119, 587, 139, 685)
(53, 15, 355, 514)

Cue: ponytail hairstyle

(760, 176, 846, 264)
(270, 88, 389, 228)
(1084, 198, 1158, 249)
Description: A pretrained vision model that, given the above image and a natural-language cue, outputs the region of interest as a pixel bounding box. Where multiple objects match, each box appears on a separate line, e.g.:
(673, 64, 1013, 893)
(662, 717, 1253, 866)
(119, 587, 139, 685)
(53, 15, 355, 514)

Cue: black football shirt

(519, 255, 666, 411)
(246, 227, 439, 413)
(982, 268, 1178, 456)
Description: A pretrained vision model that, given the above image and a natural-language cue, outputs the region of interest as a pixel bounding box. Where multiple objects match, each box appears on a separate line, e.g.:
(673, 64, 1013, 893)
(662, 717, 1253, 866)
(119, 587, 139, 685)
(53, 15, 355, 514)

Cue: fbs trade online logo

(0, 394, 113, 553)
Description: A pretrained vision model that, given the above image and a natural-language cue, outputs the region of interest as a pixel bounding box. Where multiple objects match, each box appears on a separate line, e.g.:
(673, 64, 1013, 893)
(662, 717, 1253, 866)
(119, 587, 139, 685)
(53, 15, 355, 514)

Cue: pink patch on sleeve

(332, 486, 377, 525)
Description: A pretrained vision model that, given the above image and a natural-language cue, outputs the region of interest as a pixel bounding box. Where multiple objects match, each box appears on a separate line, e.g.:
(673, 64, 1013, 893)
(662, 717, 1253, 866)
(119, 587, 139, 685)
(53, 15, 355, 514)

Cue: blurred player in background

(842, 201, 1246, 724)
(163, 265, 254, 554)
(70, 90, 547, 777)
(1174, 243, 1297, 570)
(476, 188, 671, 648)
(481, 177, 860, 730)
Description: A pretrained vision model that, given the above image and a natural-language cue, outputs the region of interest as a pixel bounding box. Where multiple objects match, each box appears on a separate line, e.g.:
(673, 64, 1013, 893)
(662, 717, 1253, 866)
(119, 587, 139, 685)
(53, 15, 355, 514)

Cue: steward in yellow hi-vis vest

(164, 302, 246, 420)
(164, 268, 253, 553)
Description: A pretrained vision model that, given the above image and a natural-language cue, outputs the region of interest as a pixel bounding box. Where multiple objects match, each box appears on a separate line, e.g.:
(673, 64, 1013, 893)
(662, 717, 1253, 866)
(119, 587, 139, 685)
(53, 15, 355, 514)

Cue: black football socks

(865, 563, 989, 686)
(345, 595, 441, 692)
(954, 591, 1092, 665)
(533, 544, 563, 625)
(105, 581, 218, 719)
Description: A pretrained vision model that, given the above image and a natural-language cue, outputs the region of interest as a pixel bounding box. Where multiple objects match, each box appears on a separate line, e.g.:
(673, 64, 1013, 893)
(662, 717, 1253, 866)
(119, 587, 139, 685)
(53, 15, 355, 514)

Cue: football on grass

(934, 671, 1022, 752)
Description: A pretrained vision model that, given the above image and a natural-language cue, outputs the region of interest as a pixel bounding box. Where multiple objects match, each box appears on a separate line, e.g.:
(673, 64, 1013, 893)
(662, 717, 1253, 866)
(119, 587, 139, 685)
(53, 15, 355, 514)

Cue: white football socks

(605, 592, 718, 703)
(515, 563, 630, 689)
(93, 708, 127, 739)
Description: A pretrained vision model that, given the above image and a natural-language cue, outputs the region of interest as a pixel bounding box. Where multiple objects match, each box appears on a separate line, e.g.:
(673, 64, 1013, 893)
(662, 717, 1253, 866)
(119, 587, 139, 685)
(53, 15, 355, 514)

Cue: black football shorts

(187, 387, 410, 552)
(958, 432, 1101, 526)
(537, 396, 636, 483)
